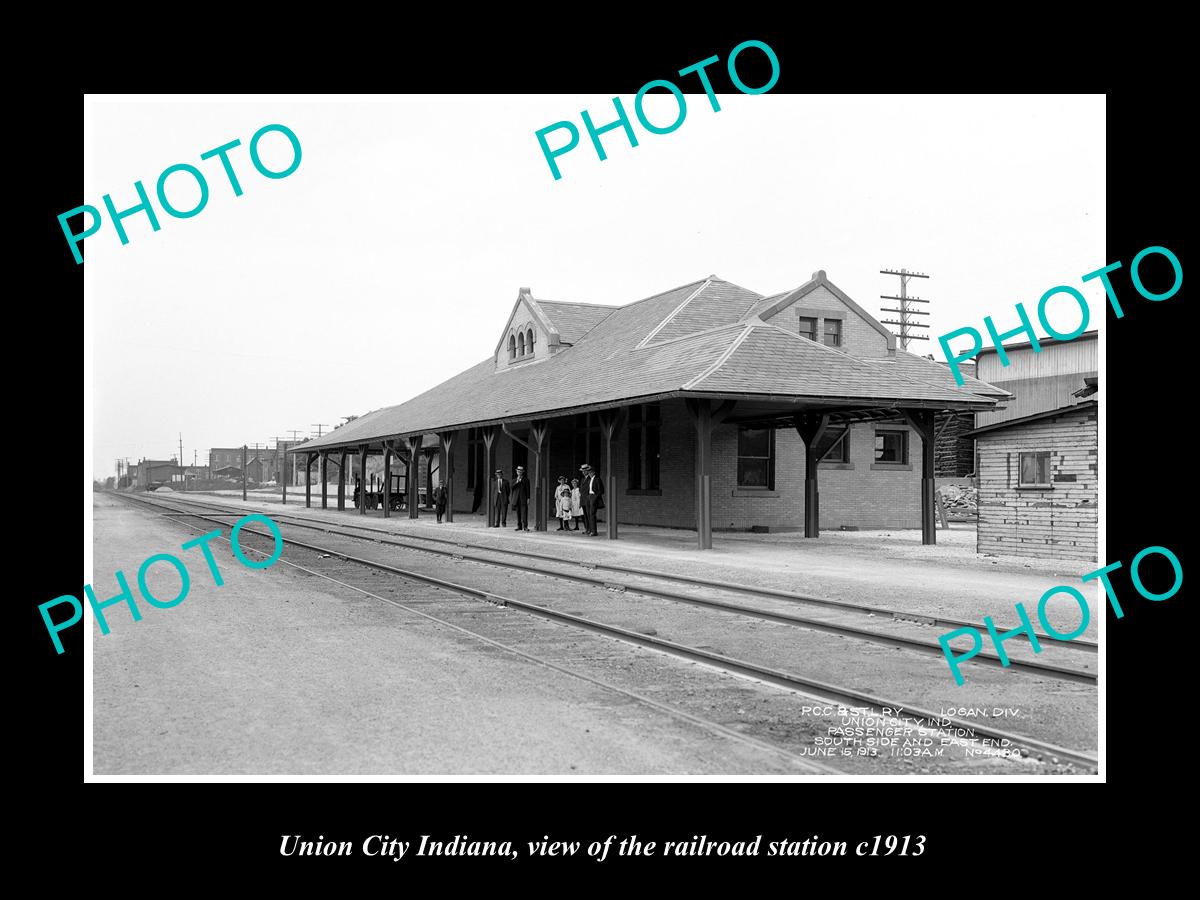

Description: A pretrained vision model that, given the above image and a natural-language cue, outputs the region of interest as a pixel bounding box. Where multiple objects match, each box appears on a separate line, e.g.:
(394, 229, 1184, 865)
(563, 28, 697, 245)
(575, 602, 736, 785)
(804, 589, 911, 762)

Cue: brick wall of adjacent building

(976, 404, 1097, 561)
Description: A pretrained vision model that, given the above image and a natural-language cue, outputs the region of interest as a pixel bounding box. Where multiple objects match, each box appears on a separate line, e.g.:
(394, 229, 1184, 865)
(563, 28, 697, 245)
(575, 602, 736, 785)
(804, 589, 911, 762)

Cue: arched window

(518, 332, 526, 356)
(508, 333, 516, 360)
(527, 329, 535, 354)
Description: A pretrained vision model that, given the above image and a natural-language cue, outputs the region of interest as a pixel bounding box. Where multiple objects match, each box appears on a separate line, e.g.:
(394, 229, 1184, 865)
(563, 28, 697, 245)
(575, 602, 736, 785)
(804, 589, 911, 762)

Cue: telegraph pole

(270, 435, 287, 504)
(288, 429, 303, 488)
(880, 268, 931, 350)
(311, 424, 329, 438)
(242, 445, 248, 501)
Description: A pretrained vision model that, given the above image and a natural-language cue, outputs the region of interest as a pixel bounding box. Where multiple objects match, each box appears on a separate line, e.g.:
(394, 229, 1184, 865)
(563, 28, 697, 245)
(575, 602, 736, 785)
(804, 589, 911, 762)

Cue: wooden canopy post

(902, 409, 938, 545)
(407, 435, 422, 519)
(383, 441, 392, 518)
(482, 427, 498, 526)
(358, 445, 368, 515)
(438, 430, 457, 522)
(794, 411, 830, 538)
(685, 399, 736, 549)
(320, 452, 328, 509)
(305, 452, 314, 507)
(422, 447, 438, 509)
(530, 421, 553, 532)
(337, 450, 347, 511)
(503, 424, 540, 530)
(598, 408, 626, 540)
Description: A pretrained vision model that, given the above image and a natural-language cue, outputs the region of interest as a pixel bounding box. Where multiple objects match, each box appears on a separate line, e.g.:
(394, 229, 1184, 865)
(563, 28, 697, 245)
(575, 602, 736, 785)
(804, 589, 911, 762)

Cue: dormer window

(508, 333, 516, 360)
(527, 329, 535, 354)
(518, 332, 526, 356)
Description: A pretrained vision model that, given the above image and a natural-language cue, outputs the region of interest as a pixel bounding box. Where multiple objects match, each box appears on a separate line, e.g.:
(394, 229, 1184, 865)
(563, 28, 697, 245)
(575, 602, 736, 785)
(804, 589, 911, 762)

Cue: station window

(874, 429, 908, 465)
(823, 319, 843, 347)
(627, 403, 661, 491)
(821, 427, 850, 464)
(1018, 451, 1052, 488)
(508, 333, 516, 360)
(797, 316, 817, 342)
(518, 332, 526, 356)
(527, 329, 535, 354)
(737, 427, 775, 489)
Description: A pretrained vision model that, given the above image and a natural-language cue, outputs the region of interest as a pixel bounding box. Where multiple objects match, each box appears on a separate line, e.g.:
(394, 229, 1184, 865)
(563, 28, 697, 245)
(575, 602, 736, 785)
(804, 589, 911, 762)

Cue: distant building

(974, 332, 1097, 427)
(134, 459, 181, 489)
(210, 444, 303, 483)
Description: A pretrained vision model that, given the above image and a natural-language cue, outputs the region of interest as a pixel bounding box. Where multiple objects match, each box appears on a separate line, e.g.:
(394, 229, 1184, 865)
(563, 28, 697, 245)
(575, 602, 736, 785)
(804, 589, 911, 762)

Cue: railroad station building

(292, 272, 1009, 547)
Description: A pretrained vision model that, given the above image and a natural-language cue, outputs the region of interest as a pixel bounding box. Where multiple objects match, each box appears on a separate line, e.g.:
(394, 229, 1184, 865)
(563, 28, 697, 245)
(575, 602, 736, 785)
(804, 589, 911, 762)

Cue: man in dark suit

(580, 463, 605, 536)
(511, 465, 531, 531)
(432, 481, 448, 524)
(492, 468, 509, 527)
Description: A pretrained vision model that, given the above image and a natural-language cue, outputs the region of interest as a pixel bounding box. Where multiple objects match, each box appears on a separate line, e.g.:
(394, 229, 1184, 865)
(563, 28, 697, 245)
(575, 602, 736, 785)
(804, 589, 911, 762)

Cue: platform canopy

(292, 272, 1009, 454)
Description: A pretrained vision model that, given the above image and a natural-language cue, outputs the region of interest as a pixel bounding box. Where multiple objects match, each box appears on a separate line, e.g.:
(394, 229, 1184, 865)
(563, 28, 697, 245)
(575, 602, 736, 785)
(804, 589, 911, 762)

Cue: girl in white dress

(569, 477, 583, 531)
(555, 476, 573, 531)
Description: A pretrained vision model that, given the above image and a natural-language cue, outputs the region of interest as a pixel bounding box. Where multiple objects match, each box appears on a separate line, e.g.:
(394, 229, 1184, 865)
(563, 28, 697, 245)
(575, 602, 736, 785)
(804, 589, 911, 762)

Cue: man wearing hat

(511, 465, 531, 531)
(579, 463, 605, 536)
(491, 468, 510, 527)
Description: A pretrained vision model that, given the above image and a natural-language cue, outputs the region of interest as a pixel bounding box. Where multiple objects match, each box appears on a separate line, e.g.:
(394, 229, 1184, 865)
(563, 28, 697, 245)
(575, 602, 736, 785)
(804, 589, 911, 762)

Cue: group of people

(492, 463, 606, 536)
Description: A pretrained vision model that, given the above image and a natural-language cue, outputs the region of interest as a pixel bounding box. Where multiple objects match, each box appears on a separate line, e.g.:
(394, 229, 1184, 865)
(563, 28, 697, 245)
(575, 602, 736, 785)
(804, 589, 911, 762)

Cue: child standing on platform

(569, 477, 583, 531)
(555, 475, 573, 531)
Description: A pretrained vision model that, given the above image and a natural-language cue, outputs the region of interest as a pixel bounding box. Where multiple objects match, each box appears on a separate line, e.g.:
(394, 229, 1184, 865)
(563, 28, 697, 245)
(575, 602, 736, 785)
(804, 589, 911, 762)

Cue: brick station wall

(975, 404, 1098, 561)
(445, 400, 924, 531)
(709, 422, 922, 531)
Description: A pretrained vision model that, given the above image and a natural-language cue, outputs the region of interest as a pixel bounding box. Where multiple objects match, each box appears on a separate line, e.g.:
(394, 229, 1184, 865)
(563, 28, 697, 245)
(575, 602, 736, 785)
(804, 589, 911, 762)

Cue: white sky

(85, 94, 1105, 476)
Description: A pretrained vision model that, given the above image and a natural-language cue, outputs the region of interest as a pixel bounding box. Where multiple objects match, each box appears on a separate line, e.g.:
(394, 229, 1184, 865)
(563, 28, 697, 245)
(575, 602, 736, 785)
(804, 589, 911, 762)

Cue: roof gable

(753, 271, 897, 353)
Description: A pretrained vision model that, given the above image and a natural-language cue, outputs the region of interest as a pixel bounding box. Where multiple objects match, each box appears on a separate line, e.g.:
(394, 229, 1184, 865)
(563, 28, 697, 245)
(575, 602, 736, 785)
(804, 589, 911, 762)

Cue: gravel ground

(223, 512, 1097, 757)
(93, 494, 832, 775)
(108, 494, 1094, 776)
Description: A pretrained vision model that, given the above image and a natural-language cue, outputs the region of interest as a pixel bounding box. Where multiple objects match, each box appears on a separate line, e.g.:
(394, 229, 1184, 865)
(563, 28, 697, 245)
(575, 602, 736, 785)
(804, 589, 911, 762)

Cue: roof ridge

(683, 325, 755, 389)
(636, 278, 713, 348)
(630, 320, 747, 351)
(617, 277, 709, 312)
(535, 299, 618, 309)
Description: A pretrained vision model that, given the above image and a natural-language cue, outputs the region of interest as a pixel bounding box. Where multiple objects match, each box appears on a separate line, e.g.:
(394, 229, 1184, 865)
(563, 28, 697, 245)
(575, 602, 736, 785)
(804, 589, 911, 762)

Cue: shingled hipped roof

(296, 274, 1009, 452)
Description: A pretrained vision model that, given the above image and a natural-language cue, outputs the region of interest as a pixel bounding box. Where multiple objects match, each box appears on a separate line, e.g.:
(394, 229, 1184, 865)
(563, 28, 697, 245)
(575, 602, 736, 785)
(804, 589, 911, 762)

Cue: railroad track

(133, 492, 1097, 684)
(112, 492, 1099, 771)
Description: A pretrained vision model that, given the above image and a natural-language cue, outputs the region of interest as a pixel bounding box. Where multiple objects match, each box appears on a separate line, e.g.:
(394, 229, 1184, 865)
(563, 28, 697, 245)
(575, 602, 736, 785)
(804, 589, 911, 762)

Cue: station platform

(159, 488, 1099, 640)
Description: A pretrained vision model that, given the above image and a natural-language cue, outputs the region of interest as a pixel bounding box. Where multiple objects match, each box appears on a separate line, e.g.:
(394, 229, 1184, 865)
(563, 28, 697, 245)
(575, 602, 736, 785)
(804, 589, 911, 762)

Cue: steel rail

(141, 503, 838, 775)
(114, 493, 1099, 769)
(136, 493, 1096, 682)
(149, 490, 1098, 652)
